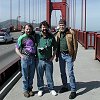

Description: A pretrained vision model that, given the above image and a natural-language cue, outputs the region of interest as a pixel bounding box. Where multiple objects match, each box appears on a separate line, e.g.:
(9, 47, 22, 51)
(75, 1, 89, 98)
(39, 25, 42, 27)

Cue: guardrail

(0, 57, 21, 86)
(86, 31, 96, 49)
(75, 29, 100, 62)
(95, 34, 100, 60)
(77, 30, 96, 49)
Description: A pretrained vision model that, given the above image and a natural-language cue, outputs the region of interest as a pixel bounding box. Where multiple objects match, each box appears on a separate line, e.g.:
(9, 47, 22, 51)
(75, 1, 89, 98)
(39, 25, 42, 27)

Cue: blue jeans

(21, 55, 36, 92)
(59, 53, 76, 92)
(37, 59, 54, 91)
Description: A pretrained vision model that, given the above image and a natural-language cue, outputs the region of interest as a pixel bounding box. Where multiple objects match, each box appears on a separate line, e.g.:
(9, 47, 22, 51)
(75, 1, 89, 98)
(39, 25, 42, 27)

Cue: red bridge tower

(46, 0, 66, 25)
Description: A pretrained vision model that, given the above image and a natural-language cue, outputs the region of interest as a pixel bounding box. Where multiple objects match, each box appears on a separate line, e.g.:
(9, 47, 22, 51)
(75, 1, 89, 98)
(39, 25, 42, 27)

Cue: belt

(60, 51, 69, 54)
(22, 52, 35, 57)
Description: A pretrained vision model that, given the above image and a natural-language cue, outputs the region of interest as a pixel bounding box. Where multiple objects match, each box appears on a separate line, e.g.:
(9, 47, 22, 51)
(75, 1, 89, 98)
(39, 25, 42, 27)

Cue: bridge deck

(3, 43, 100, 100)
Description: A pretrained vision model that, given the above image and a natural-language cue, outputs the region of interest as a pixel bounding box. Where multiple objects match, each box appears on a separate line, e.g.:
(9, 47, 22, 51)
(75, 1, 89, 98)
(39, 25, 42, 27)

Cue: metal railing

(76, 30, 96, 49)
(95, 34, 100, 61)
(75, 29, 100, 62)
(0, 57, 21, 86)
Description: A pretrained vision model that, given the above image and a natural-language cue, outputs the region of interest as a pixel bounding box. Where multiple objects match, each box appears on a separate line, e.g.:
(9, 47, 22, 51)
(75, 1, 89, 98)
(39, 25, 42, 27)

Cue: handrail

(0, 57, 20, 86)
(95, 34, 100, 60)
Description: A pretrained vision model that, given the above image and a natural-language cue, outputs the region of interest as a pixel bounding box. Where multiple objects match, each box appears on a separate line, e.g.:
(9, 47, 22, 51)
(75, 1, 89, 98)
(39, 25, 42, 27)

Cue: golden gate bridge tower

(46, 0, 67, 25)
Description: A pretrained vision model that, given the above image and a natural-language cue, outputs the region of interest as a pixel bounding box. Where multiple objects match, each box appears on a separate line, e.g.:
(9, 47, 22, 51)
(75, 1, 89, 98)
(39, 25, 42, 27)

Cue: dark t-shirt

(16, 33, 36, 56)
(36, 32, 57, 59)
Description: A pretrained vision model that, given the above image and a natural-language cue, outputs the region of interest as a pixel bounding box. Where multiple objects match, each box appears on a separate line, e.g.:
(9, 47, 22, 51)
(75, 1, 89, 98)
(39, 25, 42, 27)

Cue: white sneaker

(38, 91, 43, 97)
(50, 90, 57, 96)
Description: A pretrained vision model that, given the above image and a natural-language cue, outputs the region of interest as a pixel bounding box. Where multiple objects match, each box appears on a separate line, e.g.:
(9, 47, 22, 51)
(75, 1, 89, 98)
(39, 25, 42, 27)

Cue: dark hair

(59, 19, 66, 25)
(39, 20, 50, 28)
(24, 23, 35, 35)
(24, 23, 34, 30)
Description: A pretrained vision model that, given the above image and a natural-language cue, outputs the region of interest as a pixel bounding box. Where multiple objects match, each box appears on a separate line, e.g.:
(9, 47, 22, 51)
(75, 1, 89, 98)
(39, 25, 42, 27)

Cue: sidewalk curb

(0, 71, 21, 100)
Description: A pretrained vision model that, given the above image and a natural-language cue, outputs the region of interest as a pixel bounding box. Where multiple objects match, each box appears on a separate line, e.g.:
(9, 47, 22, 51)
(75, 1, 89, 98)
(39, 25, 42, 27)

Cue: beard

(60, 27, 67, 32)
(42, 29, 48, 34)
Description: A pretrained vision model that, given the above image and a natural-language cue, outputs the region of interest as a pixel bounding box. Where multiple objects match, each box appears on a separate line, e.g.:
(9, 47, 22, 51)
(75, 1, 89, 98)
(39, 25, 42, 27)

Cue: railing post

(83, 31, 88, 49)
(94, 32, 97, 49)
(95, 33, 100, 60)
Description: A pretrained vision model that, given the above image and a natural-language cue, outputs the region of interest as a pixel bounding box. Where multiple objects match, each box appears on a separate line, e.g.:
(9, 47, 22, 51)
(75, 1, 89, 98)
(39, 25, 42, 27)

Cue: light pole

(32, 20, 35, 27)
(17, 16, 21, 31)
(10, 0, 12, 26)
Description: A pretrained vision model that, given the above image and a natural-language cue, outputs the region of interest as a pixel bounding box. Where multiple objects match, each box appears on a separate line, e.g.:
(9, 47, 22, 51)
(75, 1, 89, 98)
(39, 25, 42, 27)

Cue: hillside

(0, 19, 39, 29)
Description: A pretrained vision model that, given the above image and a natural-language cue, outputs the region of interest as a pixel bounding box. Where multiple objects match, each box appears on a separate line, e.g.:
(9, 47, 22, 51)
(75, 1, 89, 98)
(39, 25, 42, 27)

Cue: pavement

(0, 32, 21, 70)
(2, 43, 100, 100)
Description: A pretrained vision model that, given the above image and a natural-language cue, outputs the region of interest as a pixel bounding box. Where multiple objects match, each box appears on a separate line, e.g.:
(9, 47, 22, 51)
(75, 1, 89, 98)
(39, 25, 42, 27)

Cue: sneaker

(59, 87, 68, 93)
(38, 91, 43, 97)
(50, 90, 57, 96)
(69, 92, 77, 99)
(29, 91, 34, 96)
(23, 91, 30, 98)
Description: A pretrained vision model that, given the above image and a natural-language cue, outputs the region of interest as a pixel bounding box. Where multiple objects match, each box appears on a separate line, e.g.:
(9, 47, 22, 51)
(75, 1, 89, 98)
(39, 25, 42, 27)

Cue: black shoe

(59, 87, 68, 93)
(23, 91, 30, 98)
(28, 88, 34, 96)
(29, 91, 34, 96)
(69, 92, 76, 99)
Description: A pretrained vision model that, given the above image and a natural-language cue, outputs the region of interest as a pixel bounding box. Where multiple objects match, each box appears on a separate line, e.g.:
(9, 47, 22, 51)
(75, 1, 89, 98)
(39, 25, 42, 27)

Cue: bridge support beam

(46, 0, 66, 26)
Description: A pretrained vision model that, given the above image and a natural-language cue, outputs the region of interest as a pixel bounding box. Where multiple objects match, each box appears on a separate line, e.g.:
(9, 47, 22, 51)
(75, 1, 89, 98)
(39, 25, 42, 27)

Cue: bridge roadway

(2, 43, 100, 100)
(0, 32, 21, 70)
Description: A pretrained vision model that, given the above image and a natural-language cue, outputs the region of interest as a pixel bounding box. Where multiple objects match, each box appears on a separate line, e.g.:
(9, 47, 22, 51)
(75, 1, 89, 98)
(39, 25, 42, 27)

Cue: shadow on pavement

(76, 81, 100, 96)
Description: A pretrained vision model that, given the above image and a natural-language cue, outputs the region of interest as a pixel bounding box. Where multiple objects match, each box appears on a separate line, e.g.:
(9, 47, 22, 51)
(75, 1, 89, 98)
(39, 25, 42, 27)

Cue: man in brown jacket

(55, 19, 78, 99)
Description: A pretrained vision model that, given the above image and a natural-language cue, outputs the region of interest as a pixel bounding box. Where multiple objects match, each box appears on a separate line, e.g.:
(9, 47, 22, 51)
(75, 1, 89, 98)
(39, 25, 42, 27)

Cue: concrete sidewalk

(3, 43, 100, 100)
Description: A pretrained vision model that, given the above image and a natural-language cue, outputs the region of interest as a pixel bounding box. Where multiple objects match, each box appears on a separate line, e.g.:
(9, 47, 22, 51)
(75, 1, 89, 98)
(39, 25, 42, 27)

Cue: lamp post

(10, 0, 12, 26)
(32, 20, 35, 27)
(17, 16, 21, 31)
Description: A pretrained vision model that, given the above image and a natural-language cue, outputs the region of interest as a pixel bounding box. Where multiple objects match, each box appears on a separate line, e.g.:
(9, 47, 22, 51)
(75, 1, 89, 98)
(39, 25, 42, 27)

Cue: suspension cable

(67, 0, 70, 27)
(10, 0, 12, 26)
(37, 0, 39, 23)
(35, 0, 38, 23)
(18, 0, 20, 18)
(29, 0, 30, 23)
(39, 0, 41, 23)
(81, 0, 83, 31)
(54, 0, 57, 26)
(70, 0, 72, 28)
(24, 0, 26, 24)
(73, 0, 76, 29)
(84, 0, 86, 31)
(74, 0, 76, 29)
(32, 0, 35, 26)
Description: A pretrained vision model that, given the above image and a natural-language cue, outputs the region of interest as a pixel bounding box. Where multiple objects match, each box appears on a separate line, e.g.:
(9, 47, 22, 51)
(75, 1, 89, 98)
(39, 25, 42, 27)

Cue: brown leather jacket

(55, 29, 78, 61)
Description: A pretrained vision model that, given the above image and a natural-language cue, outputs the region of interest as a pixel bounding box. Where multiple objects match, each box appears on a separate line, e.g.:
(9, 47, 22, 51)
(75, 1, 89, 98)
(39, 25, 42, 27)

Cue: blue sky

(0, 0, 100, 31)
(76, 0, 100, 31)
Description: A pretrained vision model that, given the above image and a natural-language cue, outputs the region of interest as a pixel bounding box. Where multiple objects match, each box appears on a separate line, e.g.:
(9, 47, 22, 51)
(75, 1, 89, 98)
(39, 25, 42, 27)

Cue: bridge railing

(95, 33, 100, 61)
(77, 30, 84, 46)
(85, 31, 96, 49)
(0, 57, 21, 86)
(75, 29, 100, 61)
(75, 30, 96, 49)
